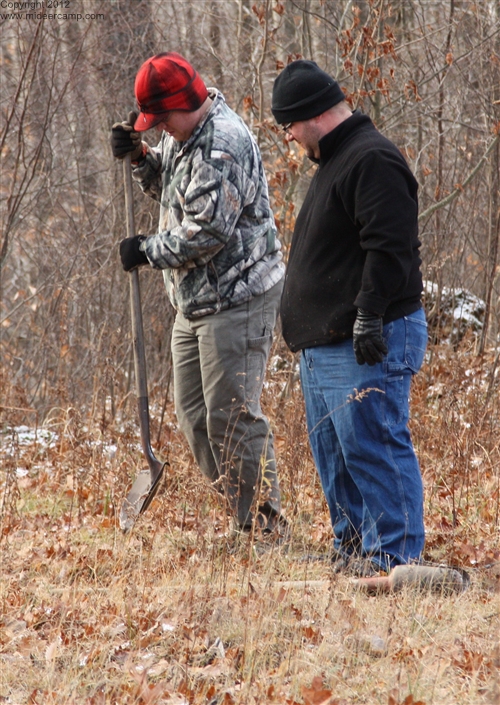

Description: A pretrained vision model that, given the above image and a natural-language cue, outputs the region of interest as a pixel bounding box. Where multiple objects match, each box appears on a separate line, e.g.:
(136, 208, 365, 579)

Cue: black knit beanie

(272, 60, 345, 124)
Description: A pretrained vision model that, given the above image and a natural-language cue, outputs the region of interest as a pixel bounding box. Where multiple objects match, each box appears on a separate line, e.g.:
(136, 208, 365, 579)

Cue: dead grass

(1, 341, 499, 705)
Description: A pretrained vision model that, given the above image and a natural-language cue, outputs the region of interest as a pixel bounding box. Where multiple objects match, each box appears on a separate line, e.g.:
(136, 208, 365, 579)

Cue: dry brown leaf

(388, 695, 427, 705)
(45, 637, 60, 663)
(452, 648, 484, 674)
(146, 658, 171, 677)
(301, 676, 334, 705)
(302, 625, 322, 644)
(140, 681, 171, 704)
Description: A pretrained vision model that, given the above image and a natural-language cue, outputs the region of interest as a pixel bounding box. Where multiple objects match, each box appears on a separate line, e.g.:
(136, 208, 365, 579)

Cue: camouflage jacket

(132, 89, 284, 318)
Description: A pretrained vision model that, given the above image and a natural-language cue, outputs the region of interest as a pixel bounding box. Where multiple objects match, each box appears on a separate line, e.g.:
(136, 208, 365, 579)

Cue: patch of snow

(423, 280, 485, 344)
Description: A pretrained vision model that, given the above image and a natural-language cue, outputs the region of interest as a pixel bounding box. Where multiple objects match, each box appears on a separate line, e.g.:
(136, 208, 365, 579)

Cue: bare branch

(419, 133, 500, 221)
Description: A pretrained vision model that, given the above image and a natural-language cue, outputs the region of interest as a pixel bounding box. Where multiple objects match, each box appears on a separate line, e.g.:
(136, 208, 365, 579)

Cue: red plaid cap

(134, 52, 208, 131)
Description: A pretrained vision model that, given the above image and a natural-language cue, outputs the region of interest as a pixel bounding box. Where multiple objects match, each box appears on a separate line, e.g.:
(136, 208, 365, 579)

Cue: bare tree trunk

(209, 0, 224, 90)
(2, 0, 500, 424)
(479, 127, 500, 351)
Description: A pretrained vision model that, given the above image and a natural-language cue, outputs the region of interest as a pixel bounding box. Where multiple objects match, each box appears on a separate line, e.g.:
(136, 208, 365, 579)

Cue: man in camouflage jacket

(111, 53, 285, 535)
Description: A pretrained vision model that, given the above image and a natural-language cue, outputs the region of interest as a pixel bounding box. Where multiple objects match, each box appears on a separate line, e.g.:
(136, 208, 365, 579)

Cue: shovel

(119, 155, 167, 533)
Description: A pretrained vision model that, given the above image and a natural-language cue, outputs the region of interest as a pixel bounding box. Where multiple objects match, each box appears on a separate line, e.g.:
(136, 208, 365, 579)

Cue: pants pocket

(384, 311, 427, 427)
(404, 314, 428, 374)
(384, 372, 410, 427)
(246, 332, 272, 411)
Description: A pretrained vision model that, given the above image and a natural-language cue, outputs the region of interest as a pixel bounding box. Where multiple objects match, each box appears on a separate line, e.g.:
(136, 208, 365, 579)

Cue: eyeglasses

(137, 110, 173, 130)
(281, 122, 293, 134)
(155, 111, 172, 124)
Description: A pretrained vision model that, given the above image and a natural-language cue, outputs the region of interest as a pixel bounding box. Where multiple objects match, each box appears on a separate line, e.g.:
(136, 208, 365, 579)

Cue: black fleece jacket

(280, 111, 423, 353)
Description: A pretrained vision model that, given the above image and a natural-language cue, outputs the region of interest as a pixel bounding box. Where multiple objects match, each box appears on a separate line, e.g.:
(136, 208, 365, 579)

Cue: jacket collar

(314, 110, 373, 165)
(169, 89, 225, 156)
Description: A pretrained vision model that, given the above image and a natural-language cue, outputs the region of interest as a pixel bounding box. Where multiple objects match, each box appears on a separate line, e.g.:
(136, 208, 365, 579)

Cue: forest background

(0, 1, 499, 704)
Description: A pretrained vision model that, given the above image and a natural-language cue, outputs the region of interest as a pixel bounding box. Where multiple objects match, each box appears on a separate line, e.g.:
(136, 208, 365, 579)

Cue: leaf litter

(0, 344, 499, 704)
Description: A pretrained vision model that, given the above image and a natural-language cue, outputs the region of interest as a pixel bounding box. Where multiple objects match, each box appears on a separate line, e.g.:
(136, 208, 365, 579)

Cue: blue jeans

(300, 309, 427, 569)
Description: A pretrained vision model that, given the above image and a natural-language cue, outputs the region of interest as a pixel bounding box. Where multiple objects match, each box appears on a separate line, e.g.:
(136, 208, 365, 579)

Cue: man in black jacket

(272, 60, 428, 576)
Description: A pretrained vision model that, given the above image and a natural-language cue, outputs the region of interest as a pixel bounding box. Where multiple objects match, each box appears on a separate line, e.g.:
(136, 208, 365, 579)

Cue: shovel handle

(123, 156, 163, 480)
(123, 156, 148, 401)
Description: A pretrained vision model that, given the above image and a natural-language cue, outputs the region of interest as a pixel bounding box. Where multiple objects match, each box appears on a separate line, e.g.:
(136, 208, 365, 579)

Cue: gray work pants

(171, 280, 283, 528)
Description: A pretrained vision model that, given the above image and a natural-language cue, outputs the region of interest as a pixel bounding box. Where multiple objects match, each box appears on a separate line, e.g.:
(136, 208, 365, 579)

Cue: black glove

(110, 111, 144, 161)
(120, 236, 149, 271)
(353, 308, 388, 366)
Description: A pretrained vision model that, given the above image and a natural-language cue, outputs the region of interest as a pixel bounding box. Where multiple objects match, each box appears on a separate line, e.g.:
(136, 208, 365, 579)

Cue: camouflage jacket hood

(132, 89, 284, 318)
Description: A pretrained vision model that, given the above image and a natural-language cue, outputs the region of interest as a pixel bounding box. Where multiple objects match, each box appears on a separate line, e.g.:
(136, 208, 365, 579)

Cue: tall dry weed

(0, 338, 499, 704)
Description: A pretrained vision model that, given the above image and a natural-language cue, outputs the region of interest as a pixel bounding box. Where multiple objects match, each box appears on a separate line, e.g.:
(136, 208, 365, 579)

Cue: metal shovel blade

(119, 462, 165, 533)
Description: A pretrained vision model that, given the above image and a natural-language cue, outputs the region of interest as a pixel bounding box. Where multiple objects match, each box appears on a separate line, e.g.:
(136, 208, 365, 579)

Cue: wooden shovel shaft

(123, 156, 163, 482)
